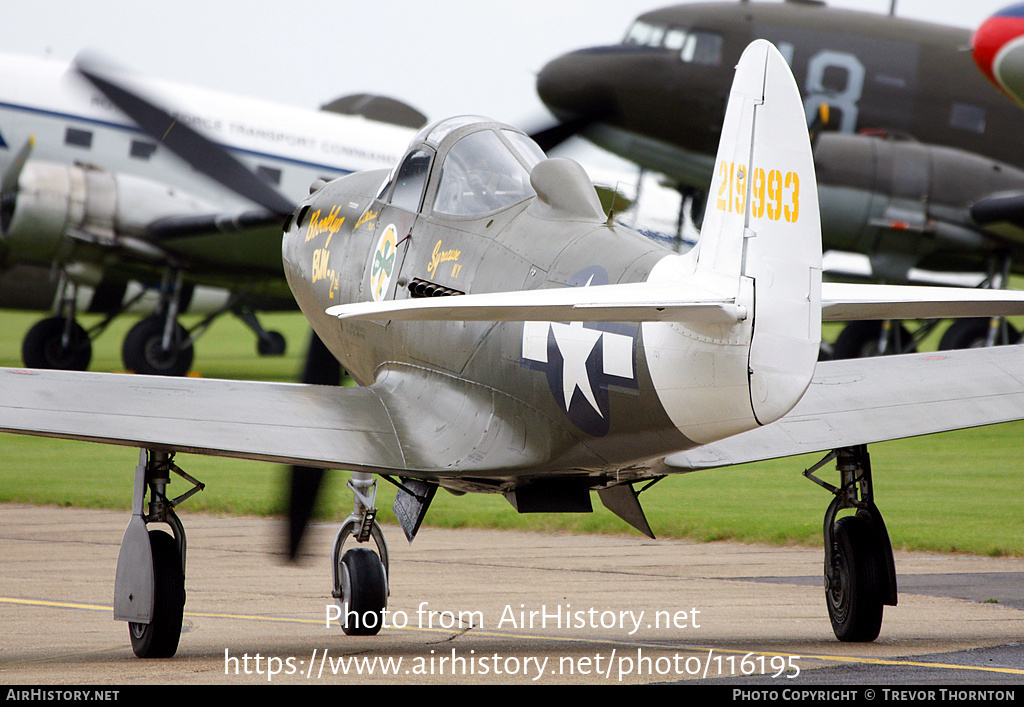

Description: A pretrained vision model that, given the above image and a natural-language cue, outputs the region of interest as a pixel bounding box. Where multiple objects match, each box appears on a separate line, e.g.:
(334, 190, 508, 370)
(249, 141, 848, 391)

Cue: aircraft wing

(147, 209, 283, 242)
(664, 345, 1024, 471)
(0, 367, 544, 475)
(142, 209, 287, 277)
(820, 282, 1024, 321)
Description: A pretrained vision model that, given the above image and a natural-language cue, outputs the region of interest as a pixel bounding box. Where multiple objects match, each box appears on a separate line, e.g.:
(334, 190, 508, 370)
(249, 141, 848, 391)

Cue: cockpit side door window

(389, 149, 433, 213)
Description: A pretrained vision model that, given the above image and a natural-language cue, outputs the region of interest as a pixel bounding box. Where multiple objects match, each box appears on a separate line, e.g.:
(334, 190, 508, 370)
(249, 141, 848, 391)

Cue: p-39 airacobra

(5, 41, 1024, 658)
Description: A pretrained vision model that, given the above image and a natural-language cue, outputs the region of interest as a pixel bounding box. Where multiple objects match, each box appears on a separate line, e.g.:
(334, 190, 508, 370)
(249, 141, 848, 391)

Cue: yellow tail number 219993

(715, 161, 800, 223)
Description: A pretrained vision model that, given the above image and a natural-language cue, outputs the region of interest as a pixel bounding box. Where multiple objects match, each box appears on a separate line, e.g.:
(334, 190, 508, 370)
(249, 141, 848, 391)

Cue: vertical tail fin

(699, 40, 822, 425)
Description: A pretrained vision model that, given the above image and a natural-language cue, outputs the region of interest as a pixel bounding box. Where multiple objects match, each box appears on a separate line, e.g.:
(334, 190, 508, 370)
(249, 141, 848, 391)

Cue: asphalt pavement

(2, 504, 1023, 685)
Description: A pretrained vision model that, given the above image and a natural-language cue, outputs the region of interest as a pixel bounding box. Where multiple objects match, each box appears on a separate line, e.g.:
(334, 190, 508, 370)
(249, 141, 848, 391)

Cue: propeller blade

(528, 115, 597, 153)
(0, 136, 34, 235)
(73, 54, 295, 218)
(286, 330, 342, 560)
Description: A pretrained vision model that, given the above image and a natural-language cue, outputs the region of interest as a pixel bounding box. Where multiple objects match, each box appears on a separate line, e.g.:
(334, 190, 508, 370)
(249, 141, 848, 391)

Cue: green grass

(1, 309, 1023, 556)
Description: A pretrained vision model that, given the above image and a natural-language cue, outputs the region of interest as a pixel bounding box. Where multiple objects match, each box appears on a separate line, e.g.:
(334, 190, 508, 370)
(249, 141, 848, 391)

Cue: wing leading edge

(0, 366, 546, 475)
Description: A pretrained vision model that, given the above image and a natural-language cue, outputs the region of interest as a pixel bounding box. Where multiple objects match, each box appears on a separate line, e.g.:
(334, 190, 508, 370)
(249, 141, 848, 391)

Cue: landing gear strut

(22, 277, 92, 370)
(331, 472, 389, 635)
(804, 445, 897, 642)
(114, 449, 204, 657)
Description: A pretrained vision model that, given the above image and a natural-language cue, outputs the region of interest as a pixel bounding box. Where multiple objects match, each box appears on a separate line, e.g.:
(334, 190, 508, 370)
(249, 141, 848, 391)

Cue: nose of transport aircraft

(535, 46, 622, 123)
(972, 3, 1024, 106)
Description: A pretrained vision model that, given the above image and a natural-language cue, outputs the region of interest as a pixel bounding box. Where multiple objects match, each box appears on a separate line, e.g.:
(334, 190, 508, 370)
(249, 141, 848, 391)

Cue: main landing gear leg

(21, 273, 92, 370)
(804, 445, 897, 642)
(113, 449, 204, 658)
(122, 269, 195, 376)
(331, 472, 390, 636)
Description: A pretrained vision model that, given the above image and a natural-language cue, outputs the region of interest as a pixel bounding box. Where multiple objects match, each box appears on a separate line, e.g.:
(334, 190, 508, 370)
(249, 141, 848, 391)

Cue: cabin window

(950, 103, 986, 135)
(130, 140, 157, 159)
(623, 21, 660, 46)
(664, 29, 687, 51)
(680, 31, 723, 65)
(65, 127, 93, 149)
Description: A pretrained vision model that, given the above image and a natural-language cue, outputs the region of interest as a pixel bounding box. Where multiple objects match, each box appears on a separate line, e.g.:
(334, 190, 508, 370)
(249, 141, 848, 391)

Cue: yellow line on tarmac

(4, 595, 1024, 678)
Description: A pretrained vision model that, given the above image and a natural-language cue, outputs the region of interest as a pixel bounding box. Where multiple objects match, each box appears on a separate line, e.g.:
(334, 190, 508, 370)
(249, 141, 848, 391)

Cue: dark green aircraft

(537, 0, 1024, 357)
(7, 40, 1024, 658)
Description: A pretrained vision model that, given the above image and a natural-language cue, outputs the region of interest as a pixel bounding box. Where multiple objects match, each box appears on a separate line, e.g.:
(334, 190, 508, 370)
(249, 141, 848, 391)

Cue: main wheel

(938, 318, 1020, 349)
(22, 316, 92, 370)
(831, 321, 915, 359)
(129, 530, 185, 658)
(122, 316, 194, 376)
(338, 547, 387, 636)
(826, 514, 884, 642)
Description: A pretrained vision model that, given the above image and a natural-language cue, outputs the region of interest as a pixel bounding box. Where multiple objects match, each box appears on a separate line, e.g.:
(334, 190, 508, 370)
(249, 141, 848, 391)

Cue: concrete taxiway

(1, 503, 1023, 685)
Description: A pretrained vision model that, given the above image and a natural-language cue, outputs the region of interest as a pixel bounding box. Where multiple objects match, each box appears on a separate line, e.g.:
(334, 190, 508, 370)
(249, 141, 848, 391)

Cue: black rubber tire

(122, 316, 194, 376)
(827, 514, 884, 642)
(938, 318, 1020, 350)
(129, 530, 185, 658)
(831, 320, 915, 359)
(339, 548, 387, 636)
(257, 330, 286, 356)
(21, 316, 92, 370)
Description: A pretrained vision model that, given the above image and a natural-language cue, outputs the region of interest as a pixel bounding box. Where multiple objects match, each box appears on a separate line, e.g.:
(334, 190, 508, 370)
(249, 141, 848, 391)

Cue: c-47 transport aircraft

(5, 41, 1024, 658)
(536, 0, 1024, 357)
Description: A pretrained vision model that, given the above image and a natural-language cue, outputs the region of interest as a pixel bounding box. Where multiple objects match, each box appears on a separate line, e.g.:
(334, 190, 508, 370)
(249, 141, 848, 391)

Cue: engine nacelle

(1, 160, 218, 267)
(813, 132, 1024, 279)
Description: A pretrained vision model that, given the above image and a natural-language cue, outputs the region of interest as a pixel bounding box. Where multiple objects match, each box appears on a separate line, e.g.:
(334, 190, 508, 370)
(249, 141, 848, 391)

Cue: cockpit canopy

(622, 19, 723, 66)
(381, 117, 547, 219)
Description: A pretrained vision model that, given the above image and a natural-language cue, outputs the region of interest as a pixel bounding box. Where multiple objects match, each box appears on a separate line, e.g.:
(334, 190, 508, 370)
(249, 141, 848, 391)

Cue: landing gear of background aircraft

(831, 320, 916, 359)
(122, 269, 195, 376)
(21, 315, 92, 370)
(122, 315, 194, 376)
(938, 317, 1021, 349)
(331, 472, 389, 636)
(115, 449, 204, 658)
(804, 445, 897, 642)
(22, 276, 92, 370)
(231, 307, 286, 356)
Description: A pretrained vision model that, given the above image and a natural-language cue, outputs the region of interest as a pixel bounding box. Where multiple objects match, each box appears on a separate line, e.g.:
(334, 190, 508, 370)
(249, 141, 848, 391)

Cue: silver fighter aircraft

(4, 41, 1024, 657)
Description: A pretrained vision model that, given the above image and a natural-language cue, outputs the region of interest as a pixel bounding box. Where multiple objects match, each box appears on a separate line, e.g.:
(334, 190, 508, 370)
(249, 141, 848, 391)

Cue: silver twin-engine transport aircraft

(0, 51, 417, 375)
(5, 40, 1024, 657)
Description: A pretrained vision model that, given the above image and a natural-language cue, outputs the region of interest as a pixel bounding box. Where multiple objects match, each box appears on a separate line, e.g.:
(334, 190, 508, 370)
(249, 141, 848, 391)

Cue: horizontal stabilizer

(822, 282, 1024, 321)
(327, 281, 745, 324)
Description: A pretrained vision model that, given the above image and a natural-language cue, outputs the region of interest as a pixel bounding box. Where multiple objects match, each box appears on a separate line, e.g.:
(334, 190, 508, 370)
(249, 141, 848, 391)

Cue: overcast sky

(0, 0, 1016, 130)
